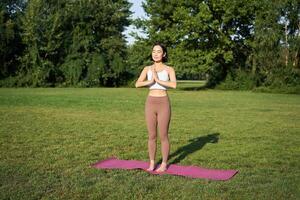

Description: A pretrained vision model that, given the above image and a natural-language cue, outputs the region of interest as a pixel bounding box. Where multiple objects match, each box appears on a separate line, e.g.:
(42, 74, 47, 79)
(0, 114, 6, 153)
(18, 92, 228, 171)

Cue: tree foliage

(1, 0, 132, 87)
(0, 0, 25, 80)
(129, 0, 300, 89)
(0, 0, 299, 91)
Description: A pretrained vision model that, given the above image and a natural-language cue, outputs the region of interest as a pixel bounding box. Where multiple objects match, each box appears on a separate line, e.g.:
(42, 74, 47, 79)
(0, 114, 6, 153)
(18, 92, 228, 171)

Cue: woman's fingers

(153, 71, 158, 80)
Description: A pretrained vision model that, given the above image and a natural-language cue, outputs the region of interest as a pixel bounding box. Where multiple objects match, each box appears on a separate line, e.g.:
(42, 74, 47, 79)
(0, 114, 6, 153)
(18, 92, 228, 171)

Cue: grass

(176, 80, 206, 90)
(0, 87, 299, 200)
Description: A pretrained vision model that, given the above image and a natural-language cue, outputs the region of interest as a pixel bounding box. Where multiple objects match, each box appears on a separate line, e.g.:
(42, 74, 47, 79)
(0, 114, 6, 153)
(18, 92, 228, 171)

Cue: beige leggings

(145, 95, 171, 163)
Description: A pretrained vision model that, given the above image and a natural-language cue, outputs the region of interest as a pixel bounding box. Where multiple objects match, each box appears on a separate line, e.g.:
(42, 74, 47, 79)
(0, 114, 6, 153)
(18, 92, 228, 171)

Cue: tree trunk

(285, 22, 288, 67)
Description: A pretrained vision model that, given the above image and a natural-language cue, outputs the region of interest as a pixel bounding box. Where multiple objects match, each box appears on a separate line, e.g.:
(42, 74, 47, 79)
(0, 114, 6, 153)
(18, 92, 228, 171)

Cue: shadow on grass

(157, 133, 220, 165)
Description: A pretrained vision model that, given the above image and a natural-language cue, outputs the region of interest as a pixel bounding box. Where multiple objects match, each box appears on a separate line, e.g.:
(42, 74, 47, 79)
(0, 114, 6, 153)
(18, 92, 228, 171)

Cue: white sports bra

(147, 66, 169, 90)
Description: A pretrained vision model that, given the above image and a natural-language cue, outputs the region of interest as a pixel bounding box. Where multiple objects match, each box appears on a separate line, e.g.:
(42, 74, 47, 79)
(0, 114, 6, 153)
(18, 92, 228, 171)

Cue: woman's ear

(163, 53, 166, 57)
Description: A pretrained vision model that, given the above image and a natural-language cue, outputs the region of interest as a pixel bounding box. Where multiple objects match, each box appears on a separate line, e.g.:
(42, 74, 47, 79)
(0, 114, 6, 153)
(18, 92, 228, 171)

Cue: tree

(19, 0, 65, 86)
(0, 0, 25, 80)
(248, 0, 300, 88)
(17, 0, 132, 87)
(133, 0, 256, 86)
(130, 0, 299, 90)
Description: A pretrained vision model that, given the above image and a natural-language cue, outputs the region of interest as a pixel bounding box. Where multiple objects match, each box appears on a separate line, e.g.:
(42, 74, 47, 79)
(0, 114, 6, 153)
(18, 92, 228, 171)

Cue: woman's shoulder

(144, 65, 153, 71)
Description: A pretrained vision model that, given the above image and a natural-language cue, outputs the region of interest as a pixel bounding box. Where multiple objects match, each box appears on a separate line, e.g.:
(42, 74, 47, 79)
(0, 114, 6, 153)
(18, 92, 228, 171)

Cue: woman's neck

(153, 62, 164, 69)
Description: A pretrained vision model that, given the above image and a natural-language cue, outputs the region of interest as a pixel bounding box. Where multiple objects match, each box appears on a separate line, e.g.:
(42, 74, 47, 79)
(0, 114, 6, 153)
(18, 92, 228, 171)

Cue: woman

(135, 43, 177, 172)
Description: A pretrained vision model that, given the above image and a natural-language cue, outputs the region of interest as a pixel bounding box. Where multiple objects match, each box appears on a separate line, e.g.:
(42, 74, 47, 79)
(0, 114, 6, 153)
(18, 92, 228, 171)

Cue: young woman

(135, 43, 177, 172)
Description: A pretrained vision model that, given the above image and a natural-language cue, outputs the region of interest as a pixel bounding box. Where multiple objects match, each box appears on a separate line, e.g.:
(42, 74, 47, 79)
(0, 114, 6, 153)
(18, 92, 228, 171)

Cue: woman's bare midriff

(148, 89, 168, 97)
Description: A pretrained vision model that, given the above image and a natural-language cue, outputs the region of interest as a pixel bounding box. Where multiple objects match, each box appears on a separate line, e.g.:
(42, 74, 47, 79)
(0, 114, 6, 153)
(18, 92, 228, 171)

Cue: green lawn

(0, 87, 299, 199)
(176, 80, 206, 89)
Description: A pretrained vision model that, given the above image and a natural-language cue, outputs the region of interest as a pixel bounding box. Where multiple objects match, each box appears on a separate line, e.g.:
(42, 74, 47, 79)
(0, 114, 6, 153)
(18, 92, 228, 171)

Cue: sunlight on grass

(0, 88, 299, 199)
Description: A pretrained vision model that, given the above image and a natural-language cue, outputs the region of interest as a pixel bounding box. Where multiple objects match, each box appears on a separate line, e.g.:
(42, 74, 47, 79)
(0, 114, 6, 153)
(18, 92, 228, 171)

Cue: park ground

(0, 84, 299, 199)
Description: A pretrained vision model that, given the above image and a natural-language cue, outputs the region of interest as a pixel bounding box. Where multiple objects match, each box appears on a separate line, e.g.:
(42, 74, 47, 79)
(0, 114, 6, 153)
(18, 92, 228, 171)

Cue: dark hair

(150, 42, 168, 63)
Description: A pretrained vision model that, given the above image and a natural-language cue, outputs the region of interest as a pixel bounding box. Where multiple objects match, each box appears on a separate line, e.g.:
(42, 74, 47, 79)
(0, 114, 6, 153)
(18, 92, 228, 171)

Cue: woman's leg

(145, 97, 158, 170)
(156, 97, 171, 172)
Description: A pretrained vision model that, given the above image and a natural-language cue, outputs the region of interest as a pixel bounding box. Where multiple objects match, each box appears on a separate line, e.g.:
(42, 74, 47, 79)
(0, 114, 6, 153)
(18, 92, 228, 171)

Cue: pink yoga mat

(91, 157, 238, 181)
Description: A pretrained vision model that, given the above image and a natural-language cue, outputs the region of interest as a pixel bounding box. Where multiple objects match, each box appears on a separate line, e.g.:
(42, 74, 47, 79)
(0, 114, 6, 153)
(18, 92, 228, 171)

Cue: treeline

(1, 0, 300, 92)
(131, 0, 300, 91)
(1, 0, 132, 87)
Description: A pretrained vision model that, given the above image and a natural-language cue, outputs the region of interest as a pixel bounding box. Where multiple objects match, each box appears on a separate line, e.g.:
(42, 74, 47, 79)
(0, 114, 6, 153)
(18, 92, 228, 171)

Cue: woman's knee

(148, 134, 157, 141)
(159, 133, 169, 142)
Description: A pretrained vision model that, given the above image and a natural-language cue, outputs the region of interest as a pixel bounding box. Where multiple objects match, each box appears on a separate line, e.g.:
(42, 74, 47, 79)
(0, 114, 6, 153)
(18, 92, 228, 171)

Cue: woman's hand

(150, 70, 155, 84)
(151, 67, 159, 82)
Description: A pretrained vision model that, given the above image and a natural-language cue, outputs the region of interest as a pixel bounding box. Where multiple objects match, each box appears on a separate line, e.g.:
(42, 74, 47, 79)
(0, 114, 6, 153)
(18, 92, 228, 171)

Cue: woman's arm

(135, 67, 154, 88)
(154, 67, 177, 89)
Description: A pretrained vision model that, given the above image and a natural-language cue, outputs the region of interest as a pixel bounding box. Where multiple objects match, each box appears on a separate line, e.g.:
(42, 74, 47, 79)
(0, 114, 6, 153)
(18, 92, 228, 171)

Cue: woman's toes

(155, 163, 167, 172)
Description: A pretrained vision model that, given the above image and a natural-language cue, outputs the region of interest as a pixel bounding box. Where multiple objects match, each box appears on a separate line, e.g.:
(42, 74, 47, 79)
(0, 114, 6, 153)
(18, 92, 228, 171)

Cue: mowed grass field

(0, 86, 299, 199)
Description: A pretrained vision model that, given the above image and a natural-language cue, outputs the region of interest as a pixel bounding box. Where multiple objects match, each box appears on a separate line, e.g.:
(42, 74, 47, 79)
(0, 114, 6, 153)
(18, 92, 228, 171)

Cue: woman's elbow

(172, 82, 177, 89)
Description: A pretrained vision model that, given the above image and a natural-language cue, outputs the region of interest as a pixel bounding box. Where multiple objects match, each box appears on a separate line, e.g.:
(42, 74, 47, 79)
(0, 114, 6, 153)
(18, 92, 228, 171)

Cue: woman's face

(152, 45, 165, 62)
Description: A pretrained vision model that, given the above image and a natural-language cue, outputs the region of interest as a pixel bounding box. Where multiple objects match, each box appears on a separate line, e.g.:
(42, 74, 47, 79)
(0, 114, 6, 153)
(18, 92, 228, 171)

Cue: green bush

(216, 70, 257, 90)
(264, 66, 300, 88)
(216, 66, 300, 94)
(253, 66, 300, 94)
(0, 76, 17, 87)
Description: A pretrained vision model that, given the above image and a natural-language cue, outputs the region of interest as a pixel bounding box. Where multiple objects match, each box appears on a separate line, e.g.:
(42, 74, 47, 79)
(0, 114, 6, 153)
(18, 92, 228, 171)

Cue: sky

(123, 0, 147, 45)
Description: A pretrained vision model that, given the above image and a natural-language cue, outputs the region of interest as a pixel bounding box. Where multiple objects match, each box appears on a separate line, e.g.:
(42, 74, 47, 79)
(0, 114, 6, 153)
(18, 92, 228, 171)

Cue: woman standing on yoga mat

(135, 43, 177, 172)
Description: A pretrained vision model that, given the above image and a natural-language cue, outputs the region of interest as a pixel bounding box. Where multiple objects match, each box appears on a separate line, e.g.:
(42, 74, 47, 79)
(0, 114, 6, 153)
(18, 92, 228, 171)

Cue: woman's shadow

(157, 133, 220, 165)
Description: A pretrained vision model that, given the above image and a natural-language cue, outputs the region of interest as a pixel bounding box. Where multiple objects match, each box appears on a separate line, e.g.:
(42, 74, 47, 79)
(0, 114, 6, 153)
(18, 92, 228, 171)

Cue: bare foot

(155, 162, 168, 173)
(146, 160, 155, 171)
